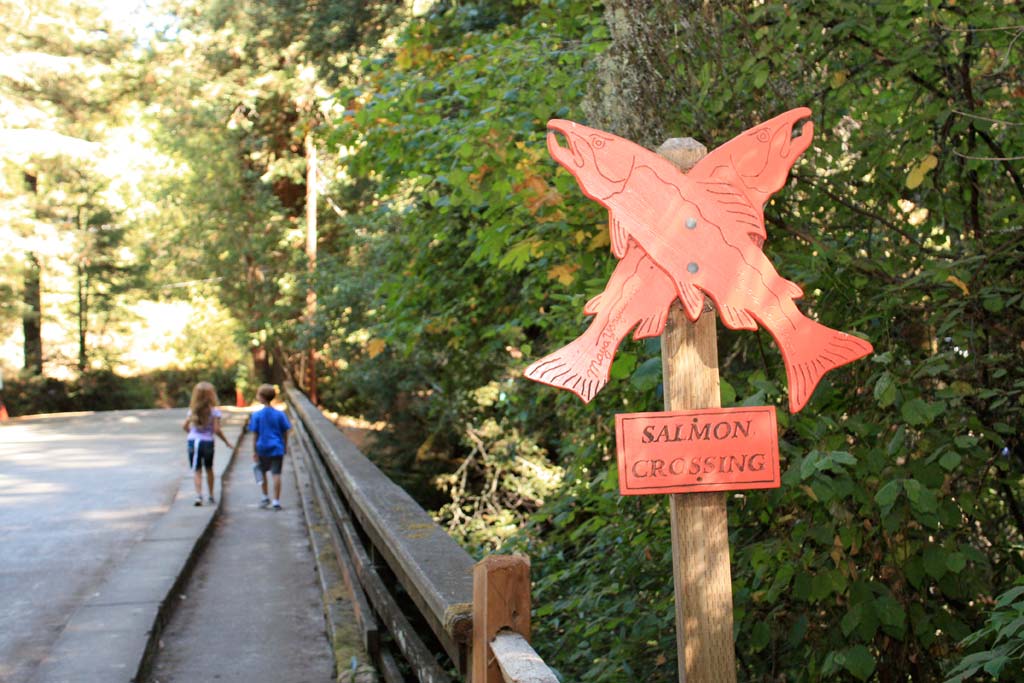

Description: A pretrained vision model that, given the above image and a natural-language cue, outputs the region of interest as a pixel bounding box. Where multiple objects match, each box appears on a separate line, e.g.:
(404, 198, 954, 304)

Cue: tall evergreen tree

(141, 0, 391, 382)
(0, 0, 141, 373)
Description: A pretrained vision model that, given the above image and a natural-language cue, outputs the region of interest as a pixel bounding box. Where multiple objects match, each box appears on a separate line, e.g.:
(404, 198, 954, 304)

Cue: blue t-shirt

(248, 406, 292, 457)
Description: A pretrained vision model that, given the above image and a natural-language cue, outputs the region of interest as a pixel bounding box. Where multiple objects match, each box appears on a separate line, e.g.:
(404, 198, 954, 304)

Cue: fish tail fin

(524, 342, 609, 404)
(785, 279, 804, 299)
(782, 321, 874, 412)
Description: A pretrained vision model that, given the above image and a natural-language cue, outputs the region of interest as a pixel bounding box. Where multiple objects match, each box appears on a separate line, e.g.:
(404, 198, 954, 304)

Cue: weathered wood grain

(491, 632, 559, 683)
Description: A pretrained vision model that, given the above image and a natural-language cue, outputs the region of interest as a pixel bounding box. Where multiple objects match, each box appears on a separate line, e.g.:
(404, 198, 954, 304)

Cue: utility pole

(305, 131, 318, 404)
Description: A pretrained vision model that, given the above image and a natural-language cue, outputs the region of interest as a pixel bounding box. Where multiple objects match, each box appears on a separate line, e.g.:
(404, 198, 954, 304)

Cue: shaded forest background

(2, 1, 1023, 681)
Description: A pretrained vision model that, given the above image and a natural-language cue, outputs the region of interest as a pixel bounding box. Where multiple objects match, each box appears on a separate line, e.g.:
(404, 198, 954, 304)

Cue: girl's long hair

(189, 381, 217, 430)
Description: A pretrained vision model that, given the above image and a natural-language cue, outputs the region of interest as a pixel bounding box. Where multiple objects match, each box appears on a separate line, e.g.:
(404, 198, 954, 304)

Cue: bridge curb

(291, 413, 378, 683)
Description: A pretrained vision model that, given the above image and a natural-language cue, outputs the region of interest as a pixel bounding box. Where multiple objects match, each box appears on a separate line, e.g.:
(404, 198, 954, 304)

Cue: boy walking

(248, 384, 292, 510)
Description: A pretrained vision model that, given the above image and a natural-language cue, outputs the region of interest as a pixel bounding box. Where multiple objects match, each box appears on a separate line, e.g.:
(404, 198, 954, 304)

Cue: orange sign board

(524, 109, 873, 413)
(616, 407, 780, 495)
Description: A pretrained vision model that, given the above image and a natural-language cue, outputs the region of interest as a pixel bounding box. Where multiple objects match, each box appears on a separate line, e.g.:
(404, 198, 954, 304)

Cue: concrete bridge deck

(0, 408, 355, 683)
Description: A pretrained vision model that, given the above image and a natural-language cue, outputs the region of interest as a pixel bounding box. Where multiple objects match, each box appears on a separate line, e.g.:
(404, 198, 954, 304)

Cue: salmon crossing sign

(525, 110, 874, 683)
(616, 407, 779, 495)
(525, 108, 873, 413)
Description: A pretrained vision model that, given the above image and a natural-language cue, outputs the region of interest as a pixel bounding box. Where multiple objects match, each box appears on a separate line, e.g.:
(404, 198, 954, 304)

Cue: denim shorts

(187, 440, 214, 471)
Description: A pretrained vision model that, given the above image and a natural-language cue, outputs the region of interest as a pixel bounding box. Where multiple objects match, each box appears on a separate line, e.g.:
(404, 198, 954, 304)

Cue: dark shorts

(258, 455, 284, 475)
(187, 440, 214, 471)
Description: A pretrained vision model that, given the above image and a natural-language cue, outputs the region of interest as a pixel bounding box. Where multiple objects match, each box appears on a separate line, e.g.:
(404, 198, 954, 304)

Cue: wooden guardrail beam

(490, 632, 559, 683)
(285, 386, 475, 669)
(287, 385, 560, 683)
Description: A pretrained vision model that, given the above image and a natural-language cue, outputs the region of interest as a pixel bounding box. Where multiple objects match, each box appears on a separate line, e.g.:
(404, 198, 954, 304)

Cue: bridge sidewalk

(143, 428, 337, 682)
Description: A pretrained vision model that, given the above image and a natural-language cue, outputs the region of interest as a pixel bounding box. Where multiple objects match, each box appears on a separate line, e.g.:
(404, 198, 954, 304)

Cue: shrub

(2, 365, 243, 416)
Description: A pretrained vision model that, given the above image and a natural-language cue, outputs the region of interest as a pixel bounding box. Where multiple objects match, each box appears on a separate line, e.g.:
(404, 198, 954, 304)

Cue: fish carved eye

(756, 129, 771, 143)
(591, 136, 606, 149)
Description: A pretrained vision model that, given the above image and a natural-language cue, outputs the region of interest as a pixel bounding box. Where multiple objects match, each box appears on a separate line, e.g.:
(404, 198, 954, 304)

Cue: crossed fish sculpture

(524, 108, 873, 413)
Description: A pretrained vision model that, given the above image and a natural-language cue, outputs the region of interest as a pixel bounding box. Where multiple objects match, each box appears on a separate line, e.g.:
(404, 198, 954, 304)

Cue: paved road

(0, 409, 216, 683)
(145, 431, 334, 683)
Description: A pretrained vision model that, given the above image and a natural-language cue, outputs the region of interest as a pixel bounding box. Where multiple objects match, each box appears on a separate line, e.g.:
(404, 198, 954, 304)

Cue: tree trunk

(77, 262, 88, 371)
(22, 253, 42, 374)
(76, 206, 88, 371)
(251, 344, 272, 384)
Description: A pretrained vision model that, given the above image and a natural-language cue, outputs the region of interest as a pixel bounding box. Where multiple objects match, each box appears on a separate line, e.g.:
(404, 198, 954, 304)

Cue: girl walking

(182, 381, 234, 506)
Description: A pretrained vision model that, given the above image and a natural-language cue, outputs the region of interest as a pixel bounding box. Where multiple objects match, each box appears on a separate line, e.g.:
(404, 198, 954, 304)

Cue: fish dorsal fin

(583, 293, 603, 316)
(610, 216, 629, 259)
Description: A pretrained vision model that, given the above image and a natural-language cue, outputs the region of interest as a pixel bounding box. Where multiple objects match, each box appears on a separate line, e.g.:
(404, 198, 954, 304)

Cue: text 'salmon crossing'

(616, 407, 780, 495)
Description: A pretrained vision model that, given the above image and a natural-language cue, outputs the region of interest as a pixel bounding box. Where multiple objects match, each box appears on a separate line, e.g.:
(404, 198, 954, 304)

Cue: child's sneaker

(271, 500, 282, 511)
(194, 495, 202, 506)
(259, 497, 271, 508)
(207, 495, 215, 504)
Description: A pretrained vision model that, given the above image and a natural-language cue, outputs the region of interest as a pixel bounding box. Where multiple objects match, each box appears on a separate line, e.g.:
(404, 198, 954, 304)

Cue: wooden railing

(284, 385, 559, 683)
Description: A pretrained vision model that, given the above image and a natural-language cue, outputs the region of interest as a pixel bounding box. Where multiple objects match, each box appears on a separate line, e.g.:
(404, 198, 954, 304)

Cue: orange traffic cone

(0, 400, 8, 421)
(235, 387, 246, 408)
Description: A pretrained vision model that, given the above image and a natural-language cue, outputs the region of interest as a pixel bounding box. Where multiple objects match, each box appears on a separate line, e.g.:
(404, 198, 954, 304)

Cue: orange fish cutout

(525, 108, 873, 413)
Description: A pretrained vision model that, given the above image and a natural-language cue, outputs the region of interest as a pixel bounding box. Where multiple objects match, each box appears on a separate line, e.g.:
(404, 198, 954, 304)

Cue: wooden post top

(656, 137, 708, 171)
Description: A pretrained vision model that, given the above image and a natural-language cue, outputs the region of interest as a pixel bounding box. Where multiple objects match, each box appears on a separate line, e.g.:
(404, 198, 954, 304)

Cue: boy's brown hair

(257, 384, 277, 403)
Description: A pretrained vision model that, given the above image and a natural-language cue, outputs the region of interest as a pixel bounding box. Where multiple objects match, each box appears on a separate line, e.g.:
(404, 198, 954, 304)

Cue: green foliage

(434, 415, 564, 554)
(142, 104, 305, 372)
(152, 295, 247, 373)
(511, 470, 679, 682)
(3, 370, 154, 414)
(68, 196, 148, 369)
(141, 365, 241, 408)
(0, 276, 18, 339)
(303, 1, 1024, 681)
(946, 580, 1024, 682)
(553, 3, 1022, 680)
(3, 375, 78, 415)
(141, 0, 348, 381)
(78, 0, 1023, 680)
(312, 0, 609, 498)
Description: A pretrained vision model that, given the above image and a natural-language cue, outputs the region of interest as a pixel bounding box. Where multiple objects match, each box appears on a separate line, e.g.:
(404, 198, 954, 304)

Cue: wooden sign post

(524, 110, 875, 683)
(658, 138, 735, 683)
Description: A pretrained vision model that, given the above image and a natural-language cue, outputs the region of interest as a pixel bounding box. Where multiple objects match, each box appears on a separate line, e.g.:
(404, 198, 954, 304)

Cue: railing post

(472, 555, 530, 683)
